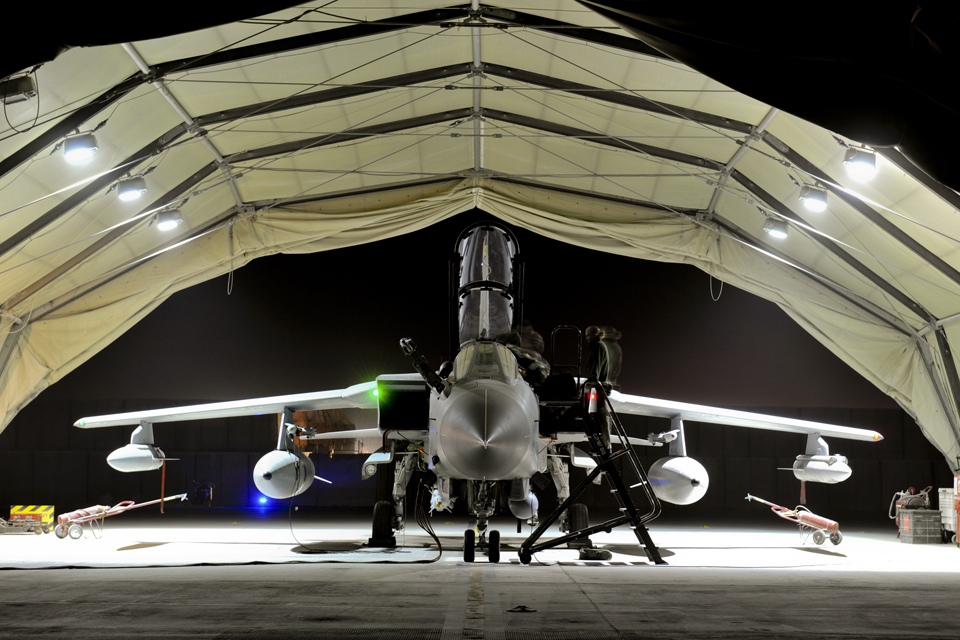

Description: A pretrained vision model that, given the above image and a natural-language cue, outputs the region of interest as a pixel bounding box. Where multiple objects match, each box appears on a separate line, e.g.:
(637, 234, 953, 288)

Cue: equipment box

(10, 505, 54, 525)
(900, 508, 941, 544)
(938, 488, 956, 533)
(1, 505, 55, 534)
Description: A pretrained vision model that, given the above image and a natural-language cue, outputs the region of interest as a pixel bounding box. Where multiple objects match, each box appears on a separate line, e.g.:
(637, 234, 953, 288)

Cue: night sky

(46, 210, 895, 410)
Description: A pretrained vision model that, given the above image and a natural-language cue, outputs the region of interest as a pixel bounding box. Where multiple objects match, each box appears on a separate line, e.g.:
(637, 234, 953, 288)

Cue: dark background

(1, 210, 952, 525)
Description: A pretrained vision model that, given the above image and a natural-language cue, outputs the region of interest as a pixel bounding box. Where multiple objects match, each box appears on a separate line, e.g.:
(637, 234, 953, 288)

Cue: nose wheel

(463, 529, 475, 562)
(463, 528, 500, 563)
(488, 529, 500, 563)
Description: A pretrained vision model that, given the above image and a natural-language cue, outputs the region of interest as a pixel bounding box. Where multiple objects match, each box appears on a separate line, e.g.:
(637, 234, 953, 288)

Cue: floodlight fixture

(63, 134, 99, 165)
(117, 177, 148, 202)
(0, 75, 37, 105)
(843, 147, 877, 181)
(156, 209, 182, 231)
(799, 184, 828, 212)
(763, 217, 788, 239)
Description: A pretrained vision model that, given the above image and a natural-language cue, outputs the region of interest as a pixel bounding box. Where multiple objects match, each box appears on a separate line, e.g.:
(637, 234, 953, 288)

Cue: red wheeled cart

(746, 493, 843, 545)
(54, 494, 187, 540)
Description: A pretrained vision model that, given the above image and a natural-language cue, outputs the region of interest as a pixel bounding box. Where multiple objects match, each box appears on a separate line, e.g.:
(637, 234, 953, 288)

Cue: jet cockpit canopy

(453, 223, 523, 350)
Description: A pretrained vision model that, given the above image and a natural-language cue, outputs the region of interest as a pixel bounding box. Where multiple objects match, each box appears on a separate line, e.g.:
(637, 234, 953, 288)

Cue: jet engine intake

(107, 443, 165, 472)
(254, 450, 316, 499)
(792, 454, 851, 484)
(648, 456, 709, 505)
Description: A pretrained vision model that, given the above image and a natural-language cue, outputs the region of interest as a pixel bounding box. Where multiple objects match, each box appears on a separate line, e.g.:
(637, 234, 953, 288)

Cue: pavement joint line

(464, 563, 484, 639)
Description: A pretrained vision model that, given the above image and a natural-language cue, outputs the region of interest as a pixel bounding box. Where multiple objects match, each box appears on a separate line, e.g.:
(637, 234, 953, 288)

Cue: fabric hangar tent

(1, 1, 959, 471)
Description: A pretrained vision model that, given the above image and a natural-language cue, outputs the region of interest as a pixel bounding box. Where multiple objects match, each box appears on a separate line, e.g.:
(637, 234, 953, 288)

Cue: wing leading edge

(607, 391, 883, 442)
(74, 381, 379, 428)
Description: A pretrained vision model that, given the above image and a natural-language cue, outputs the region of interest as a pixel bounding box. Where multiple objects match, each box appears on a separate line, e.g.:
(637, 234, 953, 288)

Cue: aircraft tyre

(368, 501, 397, 548)
(464, 529, 475, 563)
(518, 548, 531, 565)
(488, 529, 500, 563)
(569, 503, 589, 547)
(68, 524, 83, 540)
(812, 529, 826, 545)
(54, 524, 68, 539)
(830, 531, 843, 545)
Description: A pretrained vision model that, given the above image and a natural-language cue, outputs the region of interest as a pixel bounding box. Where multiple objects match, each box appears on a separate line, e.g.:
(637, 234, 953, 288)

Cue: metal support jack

(519, 383, 666, 564)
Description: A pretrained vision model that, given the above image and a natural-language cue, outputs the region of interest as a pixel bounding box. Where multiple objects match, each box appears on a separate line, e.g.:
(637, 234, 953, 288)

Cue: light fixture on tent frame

(155, 208, 182, 231)
(843, 146, 878, 181)
(56, 120, 108, 165)
(117, 176, 148, 202)
(62, 133, 99, 165)
(0, 75, 37, 104)
(799, 184, 828, 212)
(763, 216, 789, 239)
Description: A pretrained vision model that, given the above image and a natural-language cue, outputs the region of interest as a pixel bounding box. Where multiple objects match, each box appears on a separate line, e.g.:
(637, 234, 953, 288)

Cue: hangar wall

(0, 396, 950, 522)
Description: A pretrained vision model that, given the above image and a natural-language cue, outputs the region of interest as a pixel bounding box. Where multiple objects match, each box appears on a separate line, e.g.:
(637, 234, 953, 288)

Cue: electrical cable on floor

(279, 455, 442, 563)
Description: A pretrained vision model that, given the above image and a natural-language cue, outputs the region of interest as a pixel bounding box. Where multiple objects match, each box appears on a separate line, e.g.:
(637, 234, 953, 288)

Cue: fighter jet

(75, 222, 883, 563)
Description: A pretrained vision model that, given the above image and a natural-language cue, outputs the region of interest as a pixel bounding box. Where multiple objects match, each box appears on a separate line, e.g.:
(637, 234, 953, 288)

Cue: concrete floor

(1, 509, 957, 639)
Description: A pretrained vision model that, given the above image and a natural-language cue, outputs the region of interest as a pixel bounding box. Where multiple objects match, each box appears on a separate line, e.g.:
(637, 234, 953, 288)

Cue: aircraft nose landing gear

(463, 526, 501, 563)
(464, 528, 475, 562)
(462, 480, 501, 563)
(488, 530, 501, 563)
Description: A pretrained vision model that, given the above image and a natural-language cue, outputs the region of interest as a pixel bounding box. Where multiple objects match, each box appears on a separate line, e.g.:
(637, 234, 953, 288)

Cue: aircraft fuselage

(429, 341, 541, 481)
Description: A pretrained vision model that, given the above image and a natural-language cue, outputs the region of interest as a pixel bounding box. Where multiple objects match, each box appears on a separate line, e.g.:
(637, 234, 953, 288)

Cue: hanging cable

(226, 222, 235, 296)
(2, 69, 41, 134)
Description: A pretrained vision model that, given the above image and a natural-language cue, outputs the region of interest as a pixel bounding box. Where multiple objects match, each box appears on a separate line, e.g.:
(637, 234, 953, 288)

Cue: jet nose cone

(438, 385, 531, 479)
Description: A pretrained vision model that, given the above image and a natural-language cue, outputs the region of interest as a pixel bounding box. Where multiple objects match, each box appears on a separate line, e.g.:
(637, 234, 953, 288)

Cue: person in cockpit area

(496, 320, 550, 384)
(586, 325, 622, 448)
(600, 326, 621, 391)
(586, 325, 621, 391)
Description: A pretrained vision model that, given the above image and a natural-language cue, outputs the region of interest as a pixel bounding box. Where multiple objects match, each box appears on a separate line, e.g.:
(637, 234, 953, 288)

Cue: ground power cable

(280, 452, 442, 564)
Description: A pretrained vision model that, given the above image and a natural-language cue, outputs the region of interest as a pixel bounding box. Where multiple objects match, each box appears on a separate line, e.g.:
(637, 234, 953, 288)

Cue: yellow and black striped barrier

(1, 505, 55, 534)
(10, 505, 55, 525)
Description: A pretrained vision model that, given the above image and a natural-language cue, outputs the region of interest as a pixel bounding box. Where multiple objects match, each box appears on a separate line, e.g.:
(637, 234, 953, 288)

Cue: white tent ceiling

(1, 2, 959, 469)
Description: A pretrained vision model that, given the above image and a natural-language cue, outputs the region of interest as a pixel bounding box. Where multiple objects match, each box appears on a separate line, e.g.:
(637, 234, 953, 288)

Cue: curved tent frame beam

(1, 3, 959, 468)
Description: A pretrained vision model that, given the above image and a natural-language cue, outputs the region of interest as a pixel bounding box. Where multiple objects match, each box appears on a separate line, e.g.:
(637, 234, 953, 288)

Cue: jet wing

(548, 432, 660, 447)
(607, 391, 883, 442)
(302, 428, 428, 442)
(74, 381, 379, 428)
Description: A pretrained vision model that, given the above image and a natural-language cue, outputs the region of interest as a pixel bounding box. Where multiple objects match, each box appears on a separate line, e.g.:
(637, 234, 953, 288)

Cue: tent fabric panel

(725, 148, 951, 324)
(0, 179, 477, 432)
(2, 178, 958, 469)
(474, 179, 955, 467)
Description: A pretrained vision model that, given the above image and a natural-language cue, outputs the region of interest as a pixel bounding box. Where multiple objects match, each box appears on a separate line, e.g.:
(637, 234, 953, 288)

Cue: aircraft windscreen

(457, 226, 516, 346)
(452, 341, 519, 382)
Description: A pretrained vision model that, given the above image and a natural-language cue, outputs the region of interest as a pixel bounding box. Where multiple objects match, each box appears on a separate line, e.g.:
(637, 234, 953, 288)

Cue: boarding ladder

(519, 330, 665, 564)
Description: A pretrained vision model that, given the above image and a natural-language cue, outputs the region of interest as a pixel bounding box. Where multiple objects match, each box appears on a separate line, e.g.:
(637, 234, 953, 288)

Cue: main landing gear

(368, 500, 397, 548)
